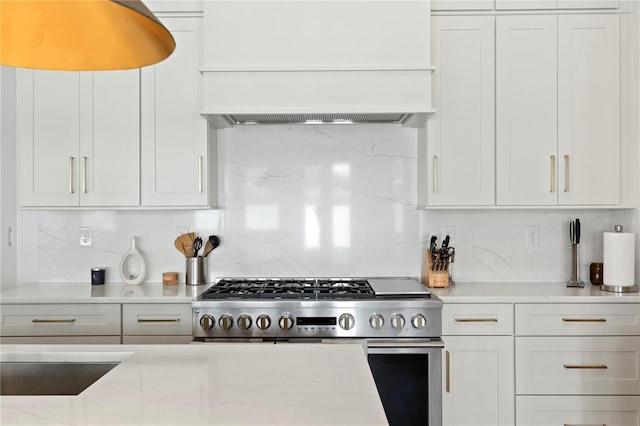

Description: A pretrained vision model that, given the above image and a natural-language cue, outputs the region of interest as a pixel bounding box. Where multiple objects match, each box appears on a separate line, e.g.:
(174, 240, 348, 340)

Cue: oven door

(366, 339, 443, 426)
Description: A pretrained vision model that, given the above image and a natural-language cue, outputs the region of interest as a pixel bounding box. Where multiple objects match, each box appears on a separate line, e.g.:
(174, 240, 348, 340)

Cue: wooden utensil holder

(421, 256, 450, 288)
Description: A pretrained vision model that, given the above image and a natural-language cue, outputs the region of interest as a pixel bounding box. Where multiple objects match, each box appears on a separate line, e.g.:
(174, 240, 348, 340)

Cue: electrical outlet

(441, 225, 455, 246)
(80, 227, 93, 247)
(526, 226, 539, 247)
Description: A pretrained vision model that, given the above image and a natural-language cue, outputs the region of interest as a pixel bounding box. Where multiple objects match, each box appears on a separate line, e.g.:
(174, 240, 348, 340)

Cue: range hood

(200, 1, 434, 128)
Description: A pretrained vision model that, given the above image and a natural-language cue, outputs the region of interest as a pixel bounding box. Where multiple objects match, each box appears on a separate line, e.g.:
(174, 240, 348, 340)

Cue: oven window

(368, 354, 429, 426)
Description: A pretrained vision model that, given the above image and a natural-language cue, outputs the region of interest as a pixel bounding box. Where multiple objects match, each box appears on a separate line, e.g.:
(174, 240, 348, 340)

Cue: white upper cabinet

(557, 14, 620, 205)
(18, 69, 140, 207)
(141, 16, 215, 208)
(496, 16, 558, 205)
(420, 16, 495, 206)
(497, 14, 621, 206)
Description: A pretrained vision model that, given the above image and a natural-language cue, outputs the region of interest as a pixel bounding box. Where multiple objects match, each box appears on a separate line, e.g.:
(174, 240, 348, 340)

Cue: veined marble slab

(1, 343, 388, 425)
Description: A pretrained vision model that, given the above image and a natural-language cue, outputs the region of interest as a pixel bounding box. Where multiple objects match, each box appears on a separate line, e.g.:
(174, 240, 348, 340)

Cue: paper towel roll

(603, 231, 636, 287)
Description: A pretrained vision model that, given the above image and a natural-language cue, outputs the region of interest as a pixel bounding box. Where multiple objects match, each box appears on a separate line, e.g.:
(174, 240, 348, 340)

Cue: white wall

(0, 67, 18, 290)
(16, 125, 630, 285)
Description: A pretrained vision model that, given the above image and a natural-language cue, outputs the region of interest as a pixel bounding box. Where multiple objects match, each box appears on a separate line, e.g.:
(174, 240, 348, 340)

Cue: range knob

(256, 314, 271, 330)
(219, 314, 234, 330)
(199, 314, 215, 330)
(390, 313, 405, 329)
(411, 313, 427, 329)
(279, 313, 294, 330)
(369, 314, 384, 330)
(339, 313, 355, 331)
(238, 314, 252, 330)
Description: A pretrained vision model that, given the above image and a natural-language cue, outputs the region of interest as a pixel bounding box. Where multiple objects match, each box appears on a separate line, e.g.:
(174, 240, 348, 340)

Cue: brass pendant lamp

(0, 0, 176, 71)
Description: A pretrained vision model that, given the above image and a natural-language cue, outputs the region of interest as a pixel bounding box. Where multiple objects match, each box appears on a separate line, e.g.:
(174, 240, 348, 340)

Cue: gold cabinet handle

(137, 318, 180, 323)
(562, 318, 607, 323)
(454, 318, 498, 323)
(445, 350, 450, 393)
(198, 156, 203, 193)
(550, 155, 556, 193)
(69, 156, 74, 193)
(32, 318, 76, 323)
(564, 154, 570, 192)
(563, 364, 608, 369)
(82, 156, 87, 193)
(433, 155, 438, 193)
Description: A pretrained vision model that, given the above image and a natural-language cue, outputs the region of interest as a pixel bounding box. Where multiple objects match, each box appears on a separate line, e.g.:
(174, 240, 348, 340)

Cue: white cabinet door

(18, 70, 80, 206)
(497, 14, 621, 206)
(79, 71, 140, 206)
(18, 69, 140, 207)
(141, 16, 214, 207)
(496, 16, 558, 206)
(557, 14, 620, 205)
(425, 16, 495, 206)
(443, 335, 515, 426)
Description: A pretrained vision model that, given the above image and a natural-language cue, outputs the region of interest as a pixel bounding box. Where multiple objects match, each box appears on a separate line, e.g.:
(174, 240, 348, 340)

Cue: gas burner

(200, 278, 376, 300)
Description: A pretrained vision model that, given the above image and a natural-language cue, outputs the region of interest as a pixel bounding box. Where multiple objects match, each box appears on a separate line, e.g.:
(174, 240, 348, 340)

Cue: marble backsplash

(19, 125, 625, 284)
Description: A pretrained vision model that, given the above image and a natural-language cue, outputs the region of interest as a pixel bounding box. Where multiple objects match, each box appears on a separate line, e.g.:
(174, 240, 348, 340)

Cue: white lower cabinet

(0, 303, 194, 344)
(0, 304, 121, 344)
(515, 303, 640, 426)
(442, 304, 515, 426)
(122, 304, 193, 344)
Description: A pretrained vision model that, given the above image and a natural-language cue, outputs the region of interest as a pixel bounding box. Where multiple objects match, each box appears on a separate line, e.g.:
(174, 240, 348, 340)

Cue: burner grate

(200, 278, 375, 300)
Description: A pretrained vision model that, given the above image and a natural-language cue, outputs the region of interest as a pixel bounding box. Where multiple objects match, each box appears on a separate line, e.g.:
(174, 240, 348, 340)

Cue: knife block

(421, 256, 450, 288)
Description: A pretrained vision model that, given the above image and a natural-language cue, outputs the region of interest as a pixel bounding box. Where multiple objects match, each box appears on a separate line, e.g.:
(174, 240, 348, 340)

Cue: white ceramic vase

(119, 236, 147, 285)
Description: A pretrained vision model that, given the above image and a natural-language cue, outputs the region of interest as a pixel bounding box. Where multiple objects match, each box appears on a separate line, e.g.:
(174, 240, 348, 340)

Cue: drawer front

(1, 336, 121, 344)
(0, 304, 120, 336)
(122, 304, 192, 336)
(122, 335, 194, 344)
(516, 336, 640, 395)
(516, 303, 640, 336)
(516, 395, 640, 426)
(443, 303, 513, 335)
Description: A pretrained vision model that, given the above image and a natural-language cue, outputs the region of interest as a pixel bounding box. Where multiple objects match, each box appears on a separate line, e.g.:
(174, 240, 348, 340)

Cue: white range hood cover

(200, 1, 434, 128)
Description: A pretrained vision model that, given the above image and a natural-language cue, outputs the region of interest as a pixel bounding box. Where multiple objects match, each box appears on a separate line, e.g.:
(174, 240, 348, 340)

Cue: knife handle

(575, 219, 581, 245)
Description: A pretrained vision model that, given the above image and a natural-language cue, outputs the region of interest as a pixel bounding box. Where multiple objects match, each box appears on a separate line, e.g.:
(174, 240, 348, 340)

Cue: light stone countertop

(430, 281, 640, 303)
(2, 281, 640, 304)
(0, 343, 387, 426)
(0, 282, 209, 304)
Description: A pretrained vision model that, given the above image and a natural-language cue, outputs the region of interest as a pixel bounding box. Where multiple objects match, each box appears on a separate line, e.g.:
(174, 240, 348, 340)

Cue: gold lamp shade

(0, 0, 176, 71)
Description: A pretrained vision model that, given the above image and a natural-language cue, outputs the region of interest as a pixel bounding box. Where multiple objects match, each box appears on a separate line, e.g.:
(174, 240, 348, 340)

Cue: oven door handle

(367, 340, 444, 355)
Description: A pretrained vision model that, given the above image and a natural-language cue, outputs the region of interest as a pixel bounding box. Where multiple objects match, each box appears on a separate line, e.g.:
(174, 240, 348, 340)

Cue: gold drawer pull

(562, 318, 607, 323)
(32, 318, 76, 323)
(137, 318, 180, 323)
(563, 364, 608, 369)
(454, 318, 498, 323)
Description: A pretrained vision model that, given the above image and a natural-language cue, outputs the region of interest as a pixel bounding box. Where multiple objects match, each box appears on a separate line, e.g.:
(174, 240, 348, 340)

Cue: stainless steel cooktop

(192, 277, 442, 340)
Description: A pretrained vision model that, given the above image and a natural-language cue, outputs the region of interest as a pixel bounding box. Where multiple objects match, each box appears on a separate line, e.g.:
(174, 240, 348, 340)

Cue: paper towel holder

(601, 225, 639, 293)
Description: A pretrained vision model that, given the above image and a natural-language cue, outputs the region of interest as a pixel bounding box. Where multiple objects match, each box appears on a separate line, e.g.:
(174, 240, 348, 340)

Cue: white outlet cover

(80, 227, 93, 247)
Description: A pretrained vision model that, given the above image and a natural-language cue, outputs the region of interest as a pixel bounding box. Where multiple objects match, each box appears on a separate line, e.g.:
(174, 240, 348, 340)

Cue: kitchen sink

(0, 362, 119, 395)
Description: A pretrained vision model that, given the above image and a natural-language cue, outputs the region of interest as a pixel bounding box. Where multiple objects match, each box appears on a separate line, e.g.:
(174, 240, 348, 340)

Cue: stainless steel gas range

(192, 277, 443, 426)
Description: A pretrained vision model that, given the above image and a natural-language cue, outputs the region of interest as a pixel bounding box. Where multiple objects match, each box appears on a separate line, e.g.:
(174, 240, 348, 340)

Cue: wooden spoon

(177, 232, 195, 257)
